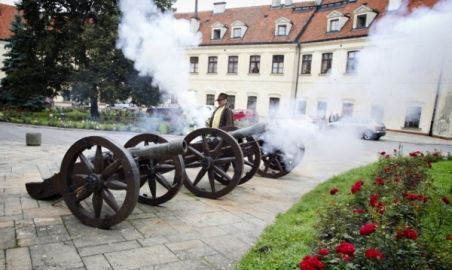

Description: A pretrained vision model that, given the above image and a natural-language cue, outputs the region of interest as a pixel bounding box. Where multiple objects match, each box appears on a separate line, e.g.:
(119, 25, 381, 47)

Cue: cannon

(26, 135, 187, 229)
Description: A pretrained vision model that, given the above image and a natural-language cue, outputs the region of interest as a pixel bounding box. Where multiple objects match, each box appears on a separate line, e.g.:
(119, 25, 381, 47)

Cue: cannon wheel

(60, 136, 140, 229)
(258, 145, 305, 178)
(215, 126, 261, 185)
(183, 128, 243, 199)
(124, 133, 184, 206)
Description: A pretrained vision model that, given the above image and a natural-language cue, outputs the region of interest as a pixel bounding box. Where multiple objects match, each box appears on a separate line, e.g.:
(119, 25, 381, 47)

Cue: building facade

(180, 0, 452, 138)
(0, 4, 17, 79)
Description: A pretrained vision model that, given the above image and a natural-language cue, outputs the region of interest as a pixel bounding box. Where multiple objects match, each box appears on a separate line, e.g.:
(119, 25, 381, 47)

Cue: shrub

(301, 152, 451, 270)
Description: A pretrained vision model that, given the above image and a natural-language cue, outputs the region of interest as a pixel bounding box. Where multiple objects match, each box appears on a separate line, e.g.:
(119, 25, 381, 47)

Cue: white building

(178, 0, 452, 138)
(0, 3, 17, 79)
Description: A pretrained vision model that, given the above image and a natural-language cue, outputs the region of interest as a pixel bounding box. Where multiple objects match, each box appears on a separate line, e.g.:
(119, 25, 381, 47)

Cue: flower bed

(300, 151, 451, 270)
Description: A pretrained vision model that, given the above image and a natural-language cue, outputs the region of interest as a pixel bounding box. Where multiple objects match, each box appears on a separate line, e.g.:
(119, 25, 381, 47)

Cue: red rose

(335, 242, 355, 256)
(397, 228, 418, 240)
(365, 248, 384, 260)
(447, 236, 452, 241)
(374, 177, 384, 186)
(442, 196, 450, 205)
(404, 193, 419, 201)
(318, 248, 329, 256)
(330, 187, 339, 195)
(360, 223, 377, 235)
(369, 193, 379, 207)
(379, 151, 386, 156)
(376, 202, 385, 214)
(351, 180, 364, 194)
(299, 255, 325, 270)
(353, 208, 366, 214)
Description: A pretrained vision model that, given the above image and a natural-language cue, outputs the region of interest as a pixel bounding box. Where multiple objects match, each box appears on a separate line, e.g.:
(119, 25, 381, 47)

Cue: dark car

(327, 117, 386, 140)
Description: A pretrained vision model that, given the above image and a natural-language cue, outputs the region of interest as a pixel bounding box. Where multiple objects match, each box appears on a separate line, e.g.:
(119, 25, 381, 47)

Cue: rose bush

(300, 151, 451, 270)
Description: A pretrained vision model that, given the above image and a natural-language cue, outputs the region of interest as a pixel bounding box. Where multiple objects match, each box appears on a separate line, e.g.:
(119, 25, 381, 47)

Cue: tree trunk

(90, 86, 100, 119)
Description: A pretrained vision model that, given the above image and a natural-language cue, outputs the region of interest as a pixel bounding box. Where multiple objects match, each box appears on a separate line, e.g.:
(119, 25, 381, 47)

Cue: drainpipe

(428, 61, 444, 136)
(293, 5, 319, 101)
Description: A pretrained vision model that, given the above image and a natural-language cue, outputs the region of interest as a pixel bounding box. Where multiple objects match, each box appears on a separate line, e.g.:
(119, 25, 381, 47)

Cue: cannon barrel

(127, 139, 187, 160)
(228, 123, 266, 139)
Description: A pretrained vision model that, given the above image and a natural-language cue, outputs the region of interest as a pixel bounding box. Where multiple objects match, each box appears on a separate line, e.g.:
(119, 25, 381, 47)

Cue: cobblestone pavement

(0, 123, 451, 269)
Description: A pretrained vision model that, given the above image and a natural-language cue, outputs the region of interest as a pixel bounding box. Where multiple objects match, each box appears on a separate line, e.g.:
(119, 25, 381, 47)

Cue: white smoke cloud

(117, 0, 209, 128)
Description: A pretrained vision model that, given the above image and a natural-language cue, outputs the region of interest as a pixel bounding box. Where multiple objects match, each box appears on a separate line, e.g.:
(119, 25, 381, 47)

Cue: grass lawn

(236, 160, 452, 270)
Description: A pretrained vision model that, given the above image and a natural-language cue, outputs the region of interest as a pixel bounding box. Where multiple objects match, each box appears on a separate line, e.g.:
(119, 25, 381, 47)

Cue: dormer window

(352, 5, 377, 29)
(356, 14, 367, 28)
(230, 20, 247, 39)
(211, 22, 227, 40)
(275, 17, 292, 37)
(329, 19, 339, 32)
(327, 11, 348, 33)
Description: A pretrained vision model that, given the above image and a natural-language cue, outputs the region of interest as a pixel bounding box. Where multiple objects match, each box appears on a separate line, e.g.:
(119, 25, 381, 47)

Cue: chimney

(272, 0, 281, 7)
(387, 0, 402, 11)
(191, 0, 200, 32)
(315, 0, 322, 6)
(213, 2, 226, 14)
(193, 0, 198, 19)
(285, 0, 293, 6)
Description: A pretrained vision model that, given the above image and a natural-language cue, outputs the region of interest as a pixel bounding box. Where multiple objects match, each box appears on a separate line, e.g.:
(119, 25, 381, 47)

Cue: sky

(0, 0, 303, 12)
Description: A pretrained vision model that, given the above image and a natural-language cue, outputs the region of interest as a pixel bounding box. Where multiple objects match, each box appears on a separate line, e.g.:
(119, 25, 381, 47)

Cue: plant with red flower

(379, 151, 386, 156)
(352, 208, 366, 214)
(318, 248, 329, 256)
(376, 202, 385, 214)
(365, 248, 384, 260)
(442, 196, 450, 205)
(397, 228, 418, 240)
(351, 180, 364, 194)
(447, 236, 452, 241)
(369, 193, 379, 207)
(374, 177, 385, 186)
(329, 187, 339, 195)
(360, 223, 377, 236)
(299, 255, 325, 270)
(335, 242, 355, 256)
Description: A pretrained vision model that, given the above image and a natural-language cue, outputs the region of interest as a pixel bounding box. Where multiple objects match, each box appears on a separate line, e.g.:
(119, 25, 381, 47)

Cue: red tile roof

(176, 2, 316, 45)
(407, 0, 439, 10)
(300, 0, 389, 43)
(0, 4, 18, 40)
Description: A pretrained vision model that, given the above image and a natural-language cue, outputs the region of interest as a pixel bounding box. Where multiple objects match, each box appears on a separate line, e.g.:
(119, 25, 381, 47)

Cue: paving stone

(203, 253, 235, 270)
(195, 225, 231, 238)
(154, 259, 213, 270)
(130, 218, 179, 238)
(0, 203, 4, 217)
(20, 197, 39, 210)
(15, 220, 36, 240)
(4, 198, 22, 216)
(202, 235, 250, 261)
(104, 245, 179, 270)
(165, 239, 217, 260)
(78, 240, 141, 257)
(137, 236, 169, 247)
(0, 227, 16, 249)
(36, 224, 67, 238)
(115, 221, 143, 241)
(82, 255, 112, 270)
(33, 217, 62, 226)
(63, 216, 126, 248)
(22, 206, 71, 219)
(17, 233, 72, 247)
(29, 242, 83, 270)
(178, 211, 243, 227)
(0, 250, 5, 270)
(6, 247, 32, 270)
(0, 214, 23, 223)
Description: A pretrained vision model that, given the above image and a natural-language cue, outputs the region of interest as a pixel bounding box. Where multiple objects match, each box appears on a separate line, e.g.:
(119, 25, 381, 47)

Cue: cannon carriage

(25, 123, 304, 228)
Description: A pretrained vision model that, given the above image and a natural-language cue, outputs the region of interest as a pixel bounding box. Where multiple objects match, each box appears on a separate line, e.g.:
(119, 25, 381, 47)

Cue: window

(301, 54, 312, 74)
(228, 56, 238, 74)
(272, 55, 284, 74)
(249, 55, 260, 74)
(228, 95, 236, 109)
(371, 105, 384, 123)
(232, 28, 242, 38)
(208, 56, 217, 73)
(342, 102, 354, 117)
(269, 97, 280, 113)
(321, 53, 333, 74)
(247, 96, 257, 110)
(356, 14, 367, 28)
(329, 19, 340, 32)
(297, 100, 307, 114)
(190, 57, 198, 73)
(317, 101, 327, 119)
(213, 29, 221, 39)
(346, 51, 358, 73)
(404, 106, 422, 128)
(277, 25, 287, 36)
(206, 94, 215, 105)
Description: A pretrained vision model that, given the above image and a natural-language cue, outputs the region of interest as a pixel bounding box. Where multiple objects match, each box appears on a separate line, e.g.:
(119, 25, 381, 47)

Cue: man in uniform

(209, 92, 234, 129)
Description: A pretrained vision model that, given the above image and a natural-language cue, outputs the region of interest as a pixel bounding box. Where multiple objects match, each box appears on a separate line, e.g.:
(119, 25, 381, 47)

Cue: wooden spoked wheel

(60, 136, 140, 229)
(257, 144, 305, 178)
(124, 133, 184, 206)
(183, 128, 244, 199)
(215, 127, 261, 185)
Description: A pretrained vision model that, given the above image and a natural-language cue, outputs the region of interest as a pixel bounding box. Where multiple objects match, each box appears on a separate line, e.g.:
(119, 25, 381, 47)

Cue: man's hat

(216, 93, 228, 101)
